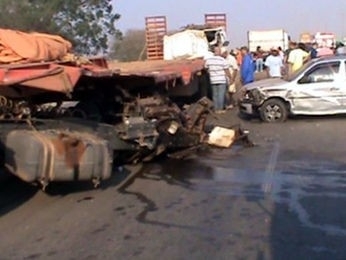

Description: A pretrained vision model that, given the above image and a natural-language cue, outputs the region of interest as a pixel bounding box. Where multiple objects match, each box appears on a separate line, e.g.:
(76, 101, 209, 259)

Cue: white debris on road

(207, 126, 236, 148)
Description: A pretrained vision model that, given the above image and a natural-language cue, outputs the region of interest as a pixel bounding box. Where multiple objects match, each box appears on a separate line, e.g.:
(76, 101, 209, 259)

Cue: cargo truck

(0, 27, 248, 190)
(144, 14, 229, 99)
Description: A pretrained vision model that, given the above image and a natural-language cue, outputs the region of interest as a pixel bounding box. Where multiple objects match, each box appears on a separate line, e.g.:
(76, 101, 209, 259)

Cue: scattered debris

(207, 127, 236, 148)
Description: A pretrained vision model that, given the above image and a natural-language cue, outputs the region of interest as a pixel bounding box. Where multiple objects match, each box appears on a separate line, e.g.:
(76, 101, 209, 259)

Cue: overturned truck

(0, 29, 249, 190)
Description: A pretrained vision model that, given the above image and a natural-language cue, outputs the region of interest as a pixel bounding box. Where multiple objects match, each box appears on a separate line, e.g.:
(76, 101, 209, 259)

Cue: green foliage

(0, 0, 121, 55)
(110, 29, 147, 61)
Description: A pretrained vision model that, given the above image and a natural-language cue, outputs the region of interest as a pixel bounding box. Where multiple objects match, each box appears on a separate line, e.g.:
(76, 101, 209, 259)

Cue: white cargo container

(163, 27, 228, 60)
(163, 30, 210, 60)
(248, 29, 289, 52)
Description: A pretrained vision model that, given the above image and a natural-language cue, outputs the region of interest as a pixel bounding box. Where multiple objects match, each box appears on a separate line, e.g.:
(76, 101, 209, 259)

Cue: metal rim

(263, 103, 283, 122)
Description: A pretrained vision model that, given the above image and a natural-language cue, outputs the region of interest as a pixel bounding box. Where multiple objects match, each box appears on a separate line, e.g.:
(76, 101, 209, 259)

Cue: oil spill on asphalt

(117, 169, 160, 227)
(141, 142, 346, 236)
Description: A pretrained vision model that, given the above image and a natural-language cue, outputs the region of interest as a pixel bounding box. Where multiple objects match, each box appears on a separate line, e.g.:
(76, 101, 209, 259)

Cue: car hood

(244, 78, 288, 91)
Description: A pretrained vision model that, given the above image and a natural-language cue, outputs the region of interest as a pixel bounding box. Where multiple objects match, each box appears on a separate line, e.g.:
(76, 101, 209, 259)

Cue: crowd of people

(204, 41, 345, 112)
(204, 46, 254, 112)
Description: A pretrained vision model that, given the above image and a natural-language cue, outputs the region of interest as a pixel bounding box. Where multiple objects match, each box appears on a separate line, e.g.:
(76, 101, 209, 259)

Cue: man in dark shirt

(255, 46, 264, 72)
(310, 42, 318, 59)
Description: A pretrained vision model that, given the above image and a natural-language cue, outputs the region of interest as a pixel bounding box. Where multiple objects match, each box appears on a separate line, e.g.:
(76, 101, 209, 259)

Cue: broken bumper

(239, 100, 257, 115)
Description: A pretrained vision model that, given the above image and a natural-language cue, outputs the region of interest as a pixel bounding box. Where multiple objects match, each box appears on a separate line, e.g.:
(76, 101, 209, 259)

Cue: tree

(54, 1, 122, 54)
(110, 29, 147, 61)
(0, 0, 121, 55)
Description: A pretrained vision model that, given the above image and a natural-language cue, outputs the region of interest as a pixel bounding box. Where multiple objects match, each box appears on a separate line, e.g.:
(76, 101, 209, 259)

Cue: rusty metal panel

(204, 13, 227, 31)
(108, 59, 205, 85)
(145, 16, 167, 60)
(21, 70, 74, 94)
(0, 60, 119, 97)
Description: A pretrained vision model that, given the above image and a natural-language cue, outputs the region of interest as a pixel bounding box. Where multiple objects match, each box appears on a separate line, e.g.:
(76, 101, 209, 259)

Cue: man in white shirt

(265, 47, 283, 78)
(221, 47, 238, 108)
(205, 47, 232, 111)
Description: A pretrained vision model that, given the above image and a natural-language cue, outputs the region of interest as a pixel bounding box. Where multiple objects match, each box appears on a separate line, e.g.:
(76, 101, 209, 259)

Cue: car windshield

(284, 60, 315, 82)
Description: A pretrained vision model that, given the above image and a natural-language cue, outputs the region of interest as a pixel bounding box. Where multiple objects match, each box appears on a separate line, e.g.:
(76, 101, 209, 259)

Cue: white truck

(248, 29, 289, 52)
(163, 26, 228, 60)
(162, 13, 229, 60)
(314, 32, 336, 48)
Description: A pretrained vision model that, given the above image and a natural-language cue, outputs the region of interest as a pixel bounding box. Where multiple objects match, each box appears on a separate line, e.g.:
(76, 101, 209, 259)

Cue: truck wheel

(259, 99, 287, 123)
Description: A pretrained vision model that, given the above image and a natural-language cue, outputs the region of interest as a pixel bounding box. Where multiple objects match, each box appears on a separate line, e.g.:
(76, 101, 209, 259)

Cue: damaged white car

(239, 55, 346, 122)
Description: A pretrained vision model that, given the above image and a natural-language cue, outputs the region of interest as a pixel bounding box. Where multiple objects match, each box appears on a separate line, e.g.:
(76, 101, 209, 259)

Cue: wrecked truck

(0, 28, 249, 190)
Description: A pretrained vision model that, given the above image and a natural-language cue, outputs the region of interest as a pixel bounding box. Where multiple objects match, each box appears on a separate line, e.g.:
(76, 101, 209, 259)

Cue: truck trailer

(248, 29, 289, 52)
(0, 28, 249, 190)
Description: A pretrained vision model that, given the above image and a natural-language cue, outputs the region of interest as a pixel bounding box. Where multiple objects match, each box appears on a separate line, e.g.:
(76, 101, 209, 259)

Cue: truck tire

(259, 98, 288, 123)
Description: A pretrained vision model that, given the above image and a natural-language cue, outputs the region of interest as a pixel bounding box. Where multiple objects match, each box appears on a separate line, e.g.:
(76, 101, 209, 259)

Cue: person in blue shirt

(240, 46, 255, 85)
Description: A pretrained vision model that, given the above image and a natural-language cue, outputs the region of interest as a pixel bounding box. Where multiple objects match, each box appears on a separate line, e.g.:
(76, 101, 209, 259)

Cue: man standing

(309, 42, 318, 59)
(278, 46, 285, 61)
(240, 46, 254, 85)
(221, 47, 238, 108)
(235, 48, 242, 66)
(287, 42, 309, 73)
(205, 47, 232, 111)
(265, 47, 283, 78)
(255, 46, 264, 72)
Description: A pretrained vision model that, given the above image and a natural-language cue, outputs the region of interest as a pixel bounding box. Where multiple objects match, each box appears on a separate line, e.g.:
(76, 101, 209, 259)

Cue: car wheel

(259, 99, 288, 123)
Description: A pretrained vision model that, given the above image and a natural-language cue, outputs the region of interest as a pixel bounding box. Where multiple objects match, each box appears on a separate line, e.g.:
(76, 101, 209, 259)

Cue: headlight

(239, 87, 248, 98)
(249, 88, 264, 104)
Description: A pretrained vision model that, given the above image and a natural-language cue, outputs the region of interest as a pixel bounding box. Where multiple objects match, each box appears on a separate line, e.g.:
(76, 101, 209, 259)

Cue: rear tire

(259, 99, 288, 123)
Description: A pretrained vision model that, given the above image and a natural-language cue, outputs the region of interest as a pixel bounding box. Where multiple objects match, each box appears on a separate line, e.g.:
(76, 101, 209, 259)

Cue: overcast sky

(113, 0, 346, 47)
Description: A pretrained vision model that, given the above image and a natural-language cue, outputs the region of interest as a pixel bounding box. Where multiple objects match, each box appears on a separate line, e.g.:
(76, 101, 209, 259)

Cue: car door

(289, 61, 344, 114)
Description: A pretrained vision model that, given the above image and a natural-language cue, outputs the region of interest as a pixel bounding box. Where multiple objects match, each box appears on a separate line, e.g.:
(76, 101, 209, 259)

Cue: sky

(113, 0, 346, 48)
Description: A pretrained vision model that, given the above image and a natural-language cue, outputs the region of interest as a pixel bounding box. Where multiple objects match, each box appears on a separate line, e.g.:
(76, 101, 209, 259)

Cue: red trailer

(0, 28, 249, 190)
(0, 30, 212, 189)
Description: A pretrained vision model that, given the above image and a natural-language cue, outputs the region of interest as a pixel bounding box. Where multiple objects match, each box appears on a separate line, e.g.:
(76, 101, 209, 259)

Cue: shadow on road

(45, 164, 144, 196)
(0, 171, 38, 217)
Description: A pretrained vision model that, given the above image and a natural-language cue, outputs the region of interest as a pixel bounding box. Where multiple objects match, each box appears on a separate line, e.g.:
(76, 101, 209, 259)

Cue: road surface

(0, 111, 346, 259)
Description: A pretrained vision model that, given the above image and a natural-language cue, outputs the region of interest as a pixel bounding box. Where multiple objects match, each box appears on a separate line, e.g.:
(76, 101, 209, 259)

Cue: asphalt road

(1, 110, 346, 260)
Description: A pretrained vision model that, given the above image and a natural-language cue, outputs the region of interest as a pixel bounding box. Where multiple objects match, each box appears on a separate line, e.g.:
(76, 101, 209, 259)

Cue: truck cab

(203, 26, 228, 47)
